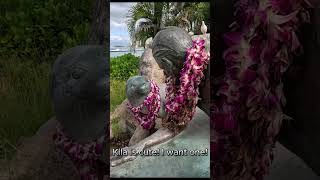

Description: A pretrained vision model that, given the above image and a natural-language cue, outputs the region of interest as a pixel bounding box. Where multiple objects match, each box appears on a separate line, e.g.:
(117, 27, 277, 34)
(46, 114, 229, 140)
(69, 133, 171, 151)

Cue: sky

(110, 2, 136, 47)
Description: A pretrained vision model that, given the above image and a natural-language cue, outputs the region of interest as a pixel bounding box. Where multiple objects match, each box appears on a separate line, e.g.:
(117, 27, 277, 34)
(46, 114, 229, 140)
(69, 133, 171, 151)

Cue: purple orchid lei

(212, 0, 313, 179)
(163, 38, 210, 130)
(53, 126, 105, 180)
(127, 80, 161, 130)
(127, 38, 210, 131)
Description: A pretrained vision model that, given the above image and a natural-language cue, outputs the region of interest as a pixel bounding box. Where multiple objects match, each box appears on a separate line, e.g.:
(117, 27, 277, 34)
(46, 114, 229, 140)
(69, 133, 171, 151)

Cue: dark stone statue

(112, 78, 210, 177)
(126, 76, 152, 109)
(111, 27, 211, 173)
(125, 75, 167, 146)
(126, 75, 166, 118)
(152, 26, 193, 77)
(50, 45, 108, 144)
(151, 26, 210, 116)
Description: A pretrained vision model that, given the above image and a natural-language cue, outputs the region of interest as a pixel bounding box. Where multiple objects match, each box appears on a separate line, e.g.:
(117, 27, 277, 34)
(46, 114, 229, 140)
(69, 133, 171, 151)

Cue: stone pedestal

(110, 107, 210, 178)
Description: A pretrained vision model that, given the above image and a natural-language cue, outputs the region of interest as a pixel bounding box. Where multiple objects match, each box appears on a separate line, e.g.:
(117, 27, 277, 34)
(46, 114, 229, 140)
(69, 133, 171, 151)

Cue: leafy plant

(0, 0, 93, 160)
(0, 0, 92, 63)
(126, 2, 210, 48)
(110, 79, 127, 113)
(110, 53, 139, 80)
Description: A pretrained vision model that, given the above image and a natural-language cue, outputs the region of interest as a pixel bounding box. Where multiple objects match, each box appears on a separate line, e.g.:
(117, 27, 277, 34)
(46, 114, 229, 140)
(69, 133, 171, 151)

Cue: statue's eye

(72, 68, 86, 79)
(72, 71, 80, 79)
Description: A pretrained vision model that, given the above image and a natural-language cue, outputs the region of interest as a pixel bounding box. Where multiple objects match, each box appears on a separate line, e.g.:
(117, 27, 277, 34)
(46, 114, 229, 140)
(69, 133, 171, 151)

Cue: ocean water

(110, 50, 144, 58)
(110, 47, 145, 58)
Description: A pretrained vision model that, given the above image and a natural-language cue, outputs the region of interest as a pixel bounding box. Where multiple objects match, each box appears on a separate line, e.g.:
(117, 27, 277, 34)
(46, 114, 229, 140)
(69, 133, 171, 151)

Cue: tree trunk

(87, 0, 108, 47)
(153, 2, 164, 36)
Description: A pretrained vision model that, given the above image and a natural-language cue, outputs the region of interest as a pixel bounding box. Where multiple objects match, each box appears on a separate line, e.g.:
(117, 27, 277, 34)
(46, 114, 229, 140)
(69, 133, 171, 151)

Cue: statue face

(126, 76, 151, 108)
(52, 46, 107, 107)
(152, 26, 193, 77)
(51, 46, 108, 143)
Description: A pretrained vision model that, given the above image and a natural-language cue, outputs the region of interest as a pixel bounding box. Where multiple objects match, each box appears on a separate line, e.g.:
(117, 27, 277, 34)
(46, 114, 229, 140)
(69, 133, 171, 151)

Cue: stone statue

(111, 27, 210, 177)
(152, 26, 210, 116)
(126, 76, 166, 118)
(125, 76, 167, 145)
(111, 75, 209, 176)
(51, 45, 108, 178)
(111, 77, 209, 177)
(51, 45, 108, 144)
(122, 26, 210, 145)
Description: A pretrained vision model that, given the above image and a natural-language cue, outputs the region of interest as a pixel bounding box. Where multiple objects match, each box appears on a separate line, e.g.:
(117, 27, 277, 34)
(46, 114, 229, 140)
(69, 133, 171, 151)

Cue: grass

(0, 57, 53, 160)
(109, 54, 139, 113)
(110, 54, 139, 139)
(110, 79, 127, 113)
(0, 54, 139, 159)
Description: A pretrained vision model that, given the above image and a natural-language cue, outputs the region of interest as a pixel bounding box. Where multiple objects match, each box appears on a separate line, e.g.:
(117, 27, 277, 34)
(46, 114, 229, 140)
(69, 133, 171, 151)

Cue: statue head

(151, 26, 193, 77)
(126, 75, 168, 120)
(51, 45, 108, 143)
(126, 76, 151, 114)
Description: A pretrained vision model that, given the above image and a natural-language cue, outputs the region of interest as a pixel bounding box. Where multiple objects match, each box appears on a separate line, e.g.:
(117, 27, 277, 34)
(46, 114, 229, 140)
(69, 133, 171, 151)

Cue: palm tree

(126, 2, 210, 50)
(126, 2, 165, 51)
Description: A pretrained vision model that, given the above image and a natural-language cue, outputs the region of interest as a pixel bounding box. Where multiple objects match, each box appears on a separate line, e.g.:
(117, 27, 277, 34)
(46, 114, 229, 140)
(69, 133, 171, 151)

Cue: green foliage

(126, 2, 210, 46)
(0, 58, 53, 159)
(0, 0, 91, 62)
(110, 54, 140, 113)
(0, 0, 93, 160)
(110, 79, 127, 113)
(110, 53, 139, 80)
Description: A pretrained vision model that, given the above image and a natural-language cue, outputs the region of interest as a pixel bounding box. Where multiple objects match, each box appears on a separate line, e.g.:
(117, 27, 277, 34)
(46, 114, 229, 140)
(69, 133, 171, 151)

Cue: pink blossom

(127, 80, 161, 130)
(212, 0, 312, 179)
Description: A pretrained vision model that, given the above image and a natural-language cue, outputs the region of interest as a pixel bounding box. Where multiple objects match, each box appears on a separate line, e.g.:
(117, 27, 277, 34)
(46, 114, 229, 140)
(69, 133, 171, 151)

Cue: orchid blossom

(127, 80, 161, 130)
(212, 0, 312, 179)
(164, 38, 210, 128)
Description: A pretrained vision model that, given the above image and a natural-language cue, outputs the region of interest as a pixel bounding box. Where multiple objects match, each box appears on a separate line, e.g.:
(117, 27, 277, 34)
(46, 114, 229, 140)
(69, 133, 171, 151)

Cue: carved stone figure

(112, 78, 209, 177)
(139, 48, 165, 84)
(111, 27, 211, 177)
(51, 45, 109, 179)
(152, 26, 210, 116)
(126, 75, 166, 118)
(125, 75, 166, 145)
(51, 45, 108, 144)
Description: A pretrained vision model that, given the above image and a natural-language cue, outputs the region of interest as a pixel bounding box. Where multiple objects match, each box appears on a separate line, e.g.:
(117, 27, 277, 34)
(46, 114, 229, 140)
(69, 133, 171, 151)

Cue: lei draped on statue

(127, 80, 161, 130)
(163, 38, 210, 132)
(128, 38, 210, 132)
(211, 0, 313, 179)
(53, 125, 105, 180)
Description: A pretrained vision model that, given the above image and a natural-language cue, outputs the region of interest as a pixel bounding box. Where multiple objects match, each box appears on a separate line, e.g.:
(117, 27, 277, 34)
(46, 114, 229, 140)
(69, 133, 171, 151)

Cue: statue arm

(110, 128, 174, 167)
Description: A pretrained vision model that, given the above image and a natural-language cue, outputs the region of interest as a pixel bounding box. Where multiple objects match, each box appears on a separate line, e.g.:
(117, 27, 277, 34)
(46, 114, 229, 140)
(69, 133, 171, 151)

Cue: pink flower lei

(211, 0, 313, 179)
(53, 125, 105, 180)
(163, 38, 210, 131)
(127, 80, 161, 130)
(127, 39, 210, 132)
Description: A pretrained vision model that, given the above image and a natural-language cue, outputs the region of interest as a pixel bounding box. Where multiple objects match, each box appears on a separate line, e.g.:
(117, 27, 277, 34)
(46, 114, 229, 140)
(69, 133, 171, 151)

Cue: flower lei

(53, 126, 105, 180)
(211, 0, 313, 179)
(163, 38, 210, 132)
(127, 80, 161, 130)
